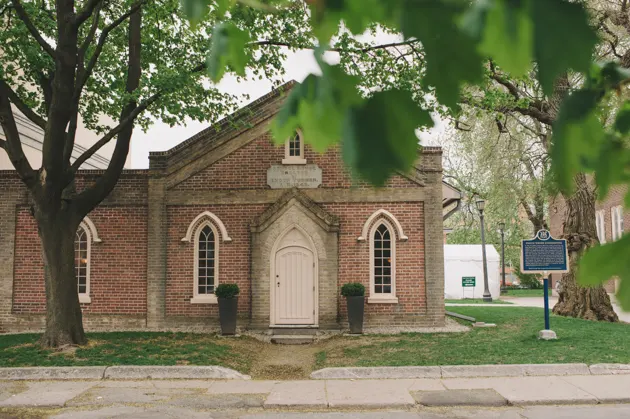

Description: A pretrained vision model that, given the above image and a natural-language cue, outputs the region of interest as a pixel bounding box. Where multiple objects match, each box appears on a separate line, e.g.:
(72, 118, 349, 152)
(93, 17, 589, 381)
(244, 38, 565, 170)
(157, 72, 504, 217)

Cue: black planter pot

(346, 295, 365, 334)
(218, 297, 238, 335)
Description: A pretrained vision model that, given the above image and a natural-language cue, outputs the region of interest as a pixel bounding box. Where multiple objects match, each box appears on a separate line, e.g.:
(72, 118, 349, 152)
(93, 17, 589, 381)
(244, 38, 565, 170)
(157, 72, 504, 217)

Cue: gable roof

(149, 80, 296, 166)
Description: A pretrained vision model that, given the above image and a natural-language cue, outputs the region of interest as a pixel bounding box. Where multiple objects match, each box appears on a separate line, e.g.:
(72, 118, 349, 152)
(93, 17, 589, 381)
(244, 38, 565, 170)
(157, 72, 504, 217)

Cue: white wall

(444, 244, 501, 299)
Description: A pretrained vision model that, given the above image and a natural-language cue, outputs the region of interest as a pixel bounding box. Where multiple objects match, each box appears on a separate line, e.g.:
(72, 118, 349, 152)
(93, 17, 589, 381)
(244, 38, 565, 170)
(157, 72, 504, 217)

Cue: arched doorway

(271, 227, 317, 326)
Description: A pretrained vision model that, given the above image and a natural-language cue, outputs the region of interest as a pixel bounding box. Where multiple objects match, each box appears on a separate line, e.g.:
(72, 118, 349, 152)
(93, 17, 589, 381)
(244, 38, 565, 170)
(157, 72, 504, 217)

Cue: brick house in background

(549, 183, 625, 293)
(0, 82, 456, 333)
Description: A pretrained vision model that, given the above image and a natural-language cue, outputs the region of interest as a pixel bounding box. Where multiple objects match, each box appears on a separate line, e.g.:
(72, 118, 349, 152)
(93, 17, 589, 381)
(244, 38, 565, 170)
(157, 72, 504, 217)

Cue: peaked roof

(251, 188, 340, 232)
(149, 80, 296, 161)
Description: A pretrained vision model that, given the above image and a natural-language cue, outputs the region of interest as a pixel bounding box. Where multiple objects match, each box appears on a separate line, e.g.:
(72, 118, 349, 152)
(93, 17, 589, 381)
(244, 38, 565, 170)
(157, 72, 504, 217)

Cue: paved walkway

(2, 375, 630, 412)
(446, 295, 630, 323)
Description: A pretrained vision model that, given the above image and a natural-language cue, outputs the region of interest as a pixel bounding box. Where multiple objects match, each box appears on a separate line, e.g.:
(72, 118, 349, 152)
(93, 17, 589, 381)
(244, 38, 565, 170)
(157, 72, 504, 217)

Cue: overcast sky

(129, 47, 444, 169)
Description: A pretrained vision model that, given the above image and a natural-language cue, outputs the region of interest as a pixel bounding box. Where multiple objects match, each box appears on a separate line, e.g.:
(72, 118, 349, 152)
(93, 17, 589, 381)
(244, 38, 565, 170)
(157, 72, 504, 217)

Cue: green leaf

(531, 0, 598, 96)
(216, 0, 237, 17)
(551, 89, 604, 192)
(207, 23, 251, 82)
(579, 236, 630, 310)
(594, 136, 627, 200)
(309, 0, 391, 43)
(180, 0, 212, 25)
(271, 64, 363, 152)
(342, 89, 433, 186)
(400, 0, 484, 108)
(473, 0, 534, 77)
(614, 101, 630, 134)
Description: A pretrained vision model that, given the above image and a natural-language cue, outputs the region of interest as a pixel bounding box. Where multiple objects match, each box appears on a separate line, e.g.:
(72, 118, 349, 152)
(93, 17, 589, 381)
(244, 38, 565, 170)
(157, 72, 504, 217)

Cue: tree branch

(0, 79, 46, 129)
(78, 0, 148, 93)
(75, 0, 103, 27)
(0, 83, 37, 187)
(11, 0, 56, 57)
(253, 39, 420, 54)
(71, 91, 161, 172)
(75, 5, 143, 214)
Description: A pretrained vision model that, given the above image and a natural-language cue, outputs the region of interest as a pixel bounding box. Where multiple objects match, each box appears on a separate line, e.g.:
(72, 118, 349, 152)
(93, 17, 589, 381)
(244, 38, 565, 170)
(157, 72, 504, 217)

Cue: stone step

(271, 335, 315, 345)
(270, 328, 318, 336)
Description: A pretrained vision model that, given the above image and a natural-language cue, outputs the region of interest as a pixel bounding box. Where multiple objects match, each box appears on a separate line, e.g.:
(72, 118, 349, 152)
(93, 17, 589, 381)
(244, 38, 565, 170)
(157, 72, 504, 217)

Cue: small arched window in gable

(283, 131, 306, 164)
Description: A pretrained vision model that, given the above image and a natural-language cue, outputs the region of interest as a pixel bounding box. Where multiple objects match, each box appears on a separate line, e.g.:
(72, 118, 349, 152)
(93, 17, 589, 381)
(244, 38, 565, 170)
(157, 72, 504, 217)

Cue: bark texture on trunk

(38, 214, 87, 347)
(553, 173, 619, 322)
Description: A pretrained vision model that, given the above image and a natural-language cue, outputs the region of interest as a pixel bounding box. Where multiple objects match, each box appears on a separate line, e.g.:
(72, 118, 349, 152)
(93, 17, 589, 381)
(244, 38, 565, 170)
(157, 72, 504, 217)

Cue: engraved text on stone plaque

(267, 164, 322, 189)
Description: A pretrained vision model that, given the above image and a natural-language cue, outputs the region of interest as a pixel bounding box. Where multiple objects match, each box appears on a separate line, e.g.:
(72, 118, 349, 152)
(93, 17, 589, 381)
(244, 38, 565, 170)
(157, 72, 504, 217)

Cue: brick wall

(172, 135, 418, 191)
(323, 203, 426, 319)
(12, 206, 148, 315)
(165, 204, 266, 318)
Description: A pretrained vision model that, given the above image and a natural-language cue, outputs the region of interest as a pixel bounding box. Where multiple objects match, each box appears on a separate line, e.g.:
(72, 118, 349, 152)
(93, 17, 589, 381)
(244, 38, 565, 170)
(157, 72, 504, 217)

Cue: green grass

(0, 332, 253, 372)
(503, 288, 544, 297)
(445, 299, 512, 304)
(319, 307, 630, 367)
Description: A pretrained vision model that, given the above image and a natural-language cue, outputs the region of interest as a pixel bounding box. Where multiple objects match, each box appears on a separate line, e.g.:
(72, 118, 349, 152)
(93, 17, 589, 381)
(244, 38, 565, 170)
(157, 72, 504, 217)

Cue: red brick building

(0, 83, 451, 333)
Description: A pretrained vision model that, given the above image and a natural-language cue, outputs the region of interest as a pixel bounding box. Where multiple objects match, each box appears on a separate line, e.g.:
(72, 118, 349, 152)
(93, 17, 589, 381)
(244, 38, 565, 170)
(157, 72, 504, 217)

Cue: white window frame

(368, 219, 398, 304)
(191, 221, 220, 304)
(282, 130, 306, 165)
(596, 210, 606, 244)
(612, 206, 624, 241)
(75, 217, 100, 304)
(75, 225, 92, 304)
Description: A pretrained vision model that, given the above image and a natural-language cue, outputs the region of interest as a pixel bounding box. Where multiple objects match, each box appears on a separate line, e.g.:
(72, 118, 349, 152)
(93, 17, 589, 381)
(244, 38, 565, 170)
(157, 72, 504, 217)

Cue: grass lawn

(2, 307, 629, 378)
(317, 307, 630, 368)
(444, 299, 512, 304)
(0, 332, 256, 372)
(503, 288, 544, 297)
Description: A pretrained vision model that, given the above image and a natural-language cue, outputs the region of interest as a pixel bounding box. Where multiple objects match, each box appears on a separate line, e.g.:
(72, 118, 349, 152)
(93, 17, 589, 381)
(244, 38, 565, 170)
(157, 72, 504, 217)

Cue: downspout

(443, 198, 462, 221)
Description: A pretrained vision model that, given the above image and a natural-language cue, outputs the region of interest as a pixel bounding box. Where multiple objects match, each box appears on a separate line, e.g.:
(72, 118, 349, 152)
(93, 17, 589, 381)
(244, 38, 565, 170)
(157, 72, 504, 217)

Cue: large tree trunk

(553, 173, 618, 322)
(37, 210, 87, 347)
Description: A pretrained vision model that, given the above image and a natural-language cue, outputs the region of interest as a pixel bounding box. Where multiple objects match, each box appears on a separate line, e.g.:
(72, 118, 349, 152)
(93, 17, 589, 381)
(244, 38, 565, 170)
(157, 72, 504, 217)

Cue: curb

(0, 365, 250, 381)
(310, 363, 630, 379)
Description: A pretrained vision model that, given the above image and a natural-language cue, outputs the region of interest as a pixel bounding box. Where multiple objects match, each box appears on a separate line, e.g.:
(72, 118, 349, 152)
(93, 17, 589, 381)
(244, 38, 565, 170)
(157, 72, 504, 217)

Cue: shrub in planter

(215, 284, 240, 335)
(341, 283, 365, 334)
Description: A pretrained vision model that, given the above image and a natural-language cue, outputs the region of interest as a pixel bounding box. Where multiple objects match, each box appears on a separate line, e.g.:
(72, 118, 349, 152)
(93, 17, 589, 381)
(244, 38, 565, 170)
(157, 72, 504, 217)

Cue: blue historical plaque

(521, 230, 569, 274)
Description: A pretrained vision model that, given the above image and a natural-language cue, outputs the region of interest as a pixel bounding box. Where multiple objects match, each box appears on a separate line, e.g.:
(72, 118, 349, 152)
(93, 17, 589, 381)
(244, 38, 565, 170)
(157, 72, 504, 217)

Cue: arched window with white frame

(282, 130, 306, 164)
(74, 218, 100, 304)
(191, 222, 220, 303)
(369, 219, 398, 303)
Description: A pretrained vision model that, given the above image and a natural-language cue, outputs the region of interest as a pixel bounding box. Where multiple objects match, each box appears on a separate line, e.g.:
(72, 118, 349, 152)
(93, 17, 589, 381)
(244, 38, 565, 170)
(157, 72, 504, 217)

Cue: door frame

(269, 224, 319, 327)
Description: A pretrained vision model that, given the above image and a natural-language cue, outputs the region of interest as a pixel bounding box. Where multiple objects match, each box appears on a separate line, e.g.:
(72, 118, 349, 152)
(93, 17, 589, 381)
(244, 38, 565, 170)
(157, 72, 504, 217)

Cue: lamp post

(499, 222, 506, 294)
(476, 199, 492, 302)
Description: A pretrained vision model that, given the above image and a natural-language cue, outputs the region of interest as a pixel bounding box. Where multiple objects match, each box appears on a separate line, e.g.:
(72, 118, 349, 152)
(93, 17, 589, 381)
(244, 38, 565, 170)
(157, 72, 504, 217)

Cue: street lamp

(476, 199, 492, 302)
(499, 222, 506, 294)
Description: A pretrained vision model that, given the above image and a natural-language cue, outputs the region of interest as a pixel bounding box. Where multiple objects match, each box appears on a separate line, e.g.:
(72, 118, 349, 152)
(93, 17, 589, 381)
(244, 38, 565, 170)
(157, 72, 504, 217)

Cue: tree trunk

(38, 212, 87, 347)
(553, 173, 618, 322)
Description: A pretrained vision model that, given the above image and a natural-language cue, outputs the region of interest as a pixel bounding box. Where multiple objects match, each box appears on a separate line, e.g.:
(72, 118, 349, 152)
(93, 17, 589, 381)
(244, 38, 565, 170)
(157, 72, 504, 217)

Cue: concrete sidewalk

(2, 374, 630, 410)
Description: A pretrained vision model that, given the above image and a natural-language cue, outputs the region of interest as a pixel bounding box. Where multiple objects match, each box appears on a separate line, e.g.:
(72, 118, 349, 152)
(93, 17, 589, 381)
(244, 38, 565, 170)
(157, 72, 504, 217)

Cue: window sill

(367, 297, 399, 304)
(79, 295, 92, 304)
(190, 295, 218, 304)
(282, 158, 307, 165)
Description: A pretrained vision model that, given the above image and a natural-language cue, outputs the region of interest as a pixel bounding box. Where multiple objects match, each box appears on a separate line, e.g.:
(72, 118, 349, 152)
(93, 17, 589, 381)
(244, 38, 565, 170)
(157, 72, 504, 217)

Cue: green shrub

(215, 283, 240, 299)
(341, 282, 365, 297)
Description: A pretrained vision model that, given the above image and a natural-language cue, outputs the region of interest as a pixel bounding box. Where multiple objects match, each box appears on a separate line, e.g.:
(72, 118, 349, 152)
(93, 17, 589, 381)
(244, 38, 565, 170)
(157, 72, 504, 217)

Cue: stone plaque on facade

(267, 164, 322, 189)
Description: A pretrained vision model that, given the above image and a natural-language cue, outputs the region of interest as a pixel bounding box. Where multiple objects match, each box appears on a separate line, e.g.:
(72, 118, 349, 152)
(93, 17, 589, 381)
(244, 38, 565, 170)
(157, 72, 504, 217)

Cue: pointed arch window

(75, 225, 91, 304)
(191, 222, 220, 304)
(368, 220, 398, 303)
(282, 131, 306, 164)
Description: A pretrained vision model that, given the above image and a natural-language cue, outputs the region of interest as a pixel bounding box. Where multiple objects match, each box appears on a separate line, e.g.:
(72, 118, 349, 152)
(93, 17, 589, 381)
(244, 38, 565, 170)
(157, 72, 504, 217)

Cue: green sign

(462, 277, 476, 287)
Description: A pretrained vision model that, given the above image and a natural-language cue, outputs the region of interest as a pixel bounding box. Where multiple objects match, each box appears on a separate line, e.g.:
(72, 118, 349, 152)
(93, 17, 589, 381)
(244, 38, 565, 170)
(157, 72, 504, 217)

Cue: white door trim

(270, 224, 319, 327)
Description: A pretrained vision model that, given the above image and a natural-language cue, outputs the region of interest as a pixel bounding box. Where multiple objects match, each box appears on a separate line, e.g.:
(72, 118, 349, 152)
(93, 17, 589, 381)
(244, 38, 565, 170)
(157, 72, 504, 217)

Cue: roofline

(149, 80, 297, 158)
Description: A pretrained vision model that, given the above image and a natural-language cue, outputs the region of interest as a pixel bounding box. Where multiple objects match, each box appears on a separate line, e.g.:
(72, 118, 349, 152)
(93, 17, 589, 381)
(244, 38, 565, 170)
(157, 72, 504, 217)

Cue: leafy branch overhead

(180, 0, 630, 307)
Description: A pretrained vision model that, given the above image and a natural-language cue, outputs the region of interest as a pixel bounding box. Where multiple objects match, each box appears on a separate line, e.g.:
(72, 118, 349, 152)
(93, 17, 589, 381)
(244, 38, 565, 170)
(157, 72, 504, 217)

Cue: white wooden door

(274, 246, 315, 325)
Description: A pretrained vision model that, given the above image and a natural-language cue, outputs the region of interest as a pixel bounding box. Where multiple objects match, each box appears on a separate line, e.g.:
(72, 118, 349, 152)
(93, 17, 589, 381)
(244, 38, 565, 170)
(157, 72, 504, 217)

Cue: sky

(129, 47, 445, 169)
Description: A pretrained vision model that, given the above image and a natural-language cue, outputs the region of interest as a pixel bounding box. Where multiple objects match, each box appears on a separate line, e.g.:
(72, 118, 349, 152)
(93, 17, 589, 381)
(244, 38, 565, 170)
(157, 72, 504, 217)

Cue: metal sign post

(462, 277, 476, 300)
(520, 230, 569, 340)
